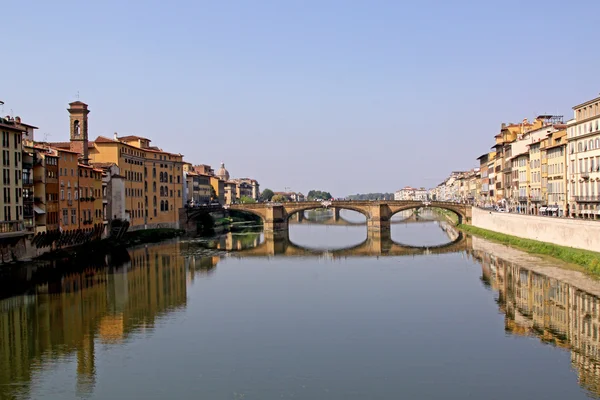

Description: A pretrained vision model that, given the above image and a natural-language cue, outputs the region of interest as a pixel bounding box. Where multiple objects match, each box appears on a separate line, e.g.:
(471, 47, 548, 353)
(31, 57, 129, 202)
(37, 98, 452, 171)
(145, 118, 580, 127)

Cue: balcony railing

(0, 221, 25, 236)
(46, 177, 58, 184)
(574, 196, 600, 202)
(530, 196, 542, 202)
(22, 177, 34, 185)
(518, 196, 528, 202)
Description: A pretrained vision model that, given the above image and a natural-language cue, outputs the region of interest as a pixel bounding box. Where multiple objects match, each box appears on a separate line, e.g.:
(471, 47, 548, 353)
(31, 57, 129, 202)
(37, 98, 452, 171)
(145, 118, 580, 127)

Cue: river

(1, 209, 599, 399)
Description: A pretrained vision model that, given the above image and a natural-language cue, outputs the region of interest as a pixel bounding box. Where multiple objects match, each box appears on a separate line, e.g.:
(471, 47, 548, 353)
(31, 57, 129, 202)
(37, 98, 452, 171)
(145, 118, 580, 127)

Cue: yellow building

(528, 140, 543, 214)
(210, 176, 224, 204)
(545, 129, 568, 216)
(89, 134, 184, 230)
(514, 151, 530, 213)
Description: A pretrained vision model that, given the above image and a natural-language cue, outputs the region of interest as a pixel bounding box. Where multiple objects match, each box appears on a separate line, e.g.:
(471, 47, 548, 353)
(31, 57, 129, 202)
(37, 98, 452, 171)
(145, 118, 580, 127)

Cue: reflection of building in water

(470, 249, 600, 396)
(0, 240, 197, 400)
(214, 232, 262, 251)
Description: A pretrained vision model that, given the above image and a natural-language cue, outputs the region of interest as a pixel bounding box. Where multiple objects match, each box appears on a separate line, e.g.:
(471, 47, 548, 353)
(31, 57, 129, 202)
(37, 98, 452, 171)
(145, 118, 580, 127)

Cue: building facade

(567, 95, 600, 219)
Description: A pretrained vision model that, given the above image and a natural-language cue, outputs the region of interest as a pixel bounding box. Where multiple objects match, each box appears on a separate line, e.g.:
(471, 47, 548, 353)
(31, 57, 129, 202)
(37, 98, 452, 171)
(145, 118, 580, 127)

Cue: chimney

(501, 123, 506, 129)
(114, 132, 118, 140)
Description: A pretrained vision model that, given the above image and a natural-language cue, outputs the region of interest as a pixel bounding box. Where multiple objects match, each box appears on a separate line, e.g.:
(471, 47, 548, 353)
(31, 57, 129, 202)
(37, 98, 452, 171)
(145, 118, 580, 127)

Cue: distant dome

(216, 162, 230, 181)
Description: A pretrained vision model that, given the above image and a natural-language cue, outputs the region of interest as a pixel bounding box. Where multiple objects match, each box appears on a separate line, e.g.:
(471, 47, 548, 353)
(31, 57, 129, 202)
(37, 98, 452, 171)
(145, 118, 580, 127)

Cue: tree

(271, 194, 288, 202)
(239, 196, 256, 204)
(307, 190, 333, 201)
(210, 186, 217, 201)
(260, 188, 274, 202)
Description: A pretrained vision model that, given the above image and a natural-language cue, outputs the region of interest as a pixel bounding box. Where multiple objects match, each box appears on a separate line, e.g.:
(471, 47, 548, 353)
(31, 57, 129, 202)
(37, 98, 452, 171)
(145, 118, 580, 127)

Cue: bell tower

(68, 101, 90, 164)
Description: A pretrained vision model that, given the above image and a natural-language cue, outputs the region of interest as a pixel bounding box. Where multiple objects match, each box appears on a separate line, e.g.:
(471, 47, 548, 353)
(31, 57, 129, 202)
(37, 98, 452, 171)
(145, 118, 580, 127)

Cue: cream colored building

(567, 95, 600, 219)
(544, 129, 567, 216)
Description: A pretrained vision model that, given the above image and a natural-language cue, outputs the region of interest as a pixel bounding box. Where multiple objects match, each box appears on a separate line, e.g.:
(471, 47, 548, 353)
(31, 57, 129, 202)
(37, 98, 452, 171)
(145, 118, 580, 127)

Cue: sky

(2, 0, 600, 197)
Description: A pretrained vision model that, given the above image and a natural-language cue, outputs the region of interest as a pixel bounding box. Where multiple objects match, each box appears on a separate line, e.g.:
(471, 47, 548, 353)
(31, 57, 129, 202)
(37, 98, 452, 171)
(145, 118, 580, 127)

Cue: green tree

(210, 186, 218, 201)
(307, 190, 333, 201)
(271, 194, 288, 202)
(260, 188, 274, 202)
(239, 196, 256, 204)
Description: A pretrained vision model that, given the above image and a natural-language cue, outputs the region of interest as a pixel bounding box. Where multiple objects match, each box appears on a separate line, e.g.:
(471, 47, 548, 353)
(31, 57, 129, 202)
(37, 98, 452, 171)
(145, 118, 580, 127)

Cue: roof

(117, 135, 151, 142)
(94, 136, 117, 143)
(572, 95, 600, 110)
(54, 147, 80, 154)
(91, 162, 117, 168)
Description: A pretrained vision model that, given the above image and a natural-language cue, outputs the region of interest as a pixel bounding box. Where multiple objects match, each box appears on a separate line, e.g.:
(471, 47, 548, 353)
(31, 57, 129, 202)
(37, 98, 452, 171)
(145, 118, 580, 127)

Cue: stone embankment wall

(471, 207, 600, 252)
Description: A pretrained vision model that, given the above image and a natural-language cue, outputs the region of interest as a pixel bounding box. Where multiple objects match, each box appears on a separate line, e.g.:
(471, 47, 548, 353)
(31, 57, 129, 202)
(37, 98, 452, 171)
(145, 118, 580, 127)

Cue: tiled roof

(118, 135, 151, 142)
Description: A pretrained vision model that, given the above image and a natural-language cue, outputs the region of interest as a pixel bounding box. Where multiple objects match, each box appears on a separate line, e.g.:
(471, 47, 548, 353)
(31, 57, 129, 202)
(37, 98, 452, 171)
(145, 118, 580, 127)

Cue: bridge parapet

(227, 200, 471, 233)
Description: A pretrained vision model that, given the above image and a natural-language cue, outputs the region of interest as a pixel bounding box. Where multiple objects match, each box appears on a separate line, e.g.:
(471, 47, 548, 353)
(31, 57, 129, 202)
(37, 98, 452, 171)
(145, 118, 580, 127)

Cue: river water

(1, 210, 600, 399)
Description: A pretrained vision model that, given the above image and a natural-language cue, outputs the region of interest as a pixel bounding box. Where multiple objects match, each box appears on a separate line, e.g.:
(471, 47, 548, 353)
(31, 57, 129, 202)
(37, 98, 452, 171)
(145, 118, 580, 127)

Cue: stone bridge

(228, 200, 471, 233)
(228, 229, 471, 259)
(289, 209, 438, 226)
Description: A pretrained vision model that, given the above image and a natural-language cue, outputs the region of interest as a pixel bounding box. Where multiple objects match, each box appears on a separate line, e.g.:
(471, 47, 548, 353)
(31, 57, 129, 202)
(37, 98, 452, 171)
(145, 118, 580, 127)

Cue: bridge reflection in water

(3, 229, 600, 398)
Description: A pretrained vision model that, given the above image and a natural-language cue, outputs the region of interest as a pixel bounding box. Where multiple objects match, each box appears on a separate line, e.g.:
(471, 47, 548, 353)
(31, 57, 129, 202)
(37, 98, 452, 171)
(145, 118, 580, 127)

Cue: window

(160, 200, 165, 211)
(71, 209, 77, 224)
(61, 189, 65, 200)
(63, 209, 69, 225)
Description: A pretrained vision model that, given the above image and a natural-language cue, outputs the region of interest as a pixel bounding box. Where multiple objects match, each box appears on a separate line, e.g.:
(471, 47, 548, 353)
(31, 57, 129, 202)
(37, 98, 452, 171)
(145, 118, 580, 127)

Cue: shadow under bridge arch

(388, 204, 465, 225)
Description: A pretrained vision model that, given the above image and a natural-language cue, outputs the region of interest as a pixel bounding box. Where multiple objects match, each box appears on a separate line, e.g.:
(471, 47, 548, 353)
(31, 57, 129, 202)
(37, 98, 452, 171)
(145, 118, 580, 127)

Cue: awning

(33, 206, 45, 215)
(539, 207, 547, 212)
(548, 207, 559, 212)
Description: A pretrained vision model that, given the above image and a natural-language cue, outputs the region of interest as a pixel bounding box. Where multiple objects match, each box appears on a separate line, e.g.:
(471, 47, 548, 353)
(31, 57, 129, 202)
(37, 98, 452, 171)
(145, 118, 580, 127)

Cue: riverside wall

(471, 207, 600, 252)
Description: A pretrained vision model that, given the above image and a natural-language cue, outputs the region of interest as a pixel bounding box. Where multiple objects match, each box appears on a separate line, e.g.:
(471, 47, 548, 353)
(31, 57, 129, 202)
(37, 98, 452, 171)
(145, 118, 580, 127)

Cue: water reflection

(3, 224, 600, 398)
(469, 247, 600, 397)
(0, 241, 218, 400)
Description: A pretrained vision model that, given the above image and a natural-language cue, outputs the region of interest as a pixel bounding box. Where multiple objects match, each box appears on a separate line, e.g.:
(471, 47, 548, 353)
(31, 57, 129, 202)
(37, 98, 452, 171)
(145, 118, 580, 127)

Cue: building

(394, 186, 428, 201)
(57, 148, 81, 231)
(1, 115, 36, 237)
(215, 162, 230, 181)
(210, 176, 225, 204)
(97, 163, 126, 223)
(77, 163, 104, 228)
(544, 128, 567, 216)
(31, 145, 60, 233)
(182, 164, 212, 206)
(224, 181, 237, 205)
(231, 178, 260, 201)
(567, 95, 600, 219)
(49, 102, 184, 230)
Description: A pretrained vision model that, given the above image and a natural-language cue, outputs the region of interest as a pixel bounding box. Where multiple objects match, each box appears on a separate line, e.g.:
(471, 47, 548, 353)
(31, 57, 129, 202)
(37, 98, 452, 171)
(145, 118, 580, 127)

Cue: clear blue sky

(2, 0, 599, 197)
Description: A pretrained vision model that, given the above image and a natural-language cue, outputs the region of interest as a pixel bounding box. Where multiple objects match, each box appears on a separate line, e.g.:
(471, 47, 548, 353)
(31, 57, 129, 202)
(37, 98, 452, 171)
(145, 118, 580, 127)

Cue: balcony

(23, 195, 34, 204)
(46, 177, 58, 184)
(574, 196, 600, 203)
(530, 196, 543, 203)
(22, 177, 34, 186)
(518, 196, 528, 202)
(34, 196, 44, 204)
(0, 221, 26, 238)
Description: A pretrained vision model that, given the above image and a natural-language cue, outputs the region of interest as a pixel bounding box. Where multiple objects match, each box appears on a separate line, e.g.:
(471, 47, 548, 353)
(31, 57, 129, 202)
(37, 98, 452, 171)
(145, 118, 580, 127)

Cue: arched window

(153, 168, 156, 178)
(596, 138, 600, 149)
(160, 200, 165, 211)
(165, 200, 169, 211)
(153, 182, 156, 192)
(590, 140, 594, 150)
(153, 196, 157, 206)
(144, 182, 147, 191)
(579, 142, 583, 152)
(73, 120, 80, 136)
(169, 175, 172, 183)
(160, 186, 164, 196)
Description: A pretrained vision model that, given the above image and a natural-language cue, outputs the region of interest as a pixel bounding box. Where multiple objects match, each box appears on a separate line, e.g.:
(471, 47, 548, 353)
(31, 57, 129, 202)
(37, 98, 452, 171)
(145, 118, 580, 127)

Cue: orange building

(77, 164, 104, 228)
(57, 148, 80, 231)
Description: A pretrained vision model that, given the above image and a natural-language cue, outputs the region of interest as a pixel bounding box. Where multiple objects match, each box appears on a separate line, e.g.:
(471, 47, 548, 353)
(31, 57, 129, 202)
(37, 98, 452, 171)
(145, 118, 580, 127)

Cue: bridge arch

(388, 204, 465, 225)
(285, 204, 369, 222)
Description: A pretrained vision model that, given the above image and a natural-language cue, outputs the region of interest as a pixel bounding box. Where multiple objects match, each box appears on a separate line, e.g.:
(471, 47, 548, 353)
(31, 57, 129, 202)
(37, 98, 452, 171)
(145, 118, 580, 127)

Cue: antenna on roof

(43, 133, 50, 142)
(76, 91, 80, 100)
